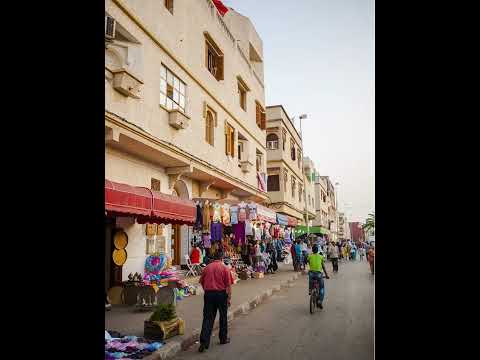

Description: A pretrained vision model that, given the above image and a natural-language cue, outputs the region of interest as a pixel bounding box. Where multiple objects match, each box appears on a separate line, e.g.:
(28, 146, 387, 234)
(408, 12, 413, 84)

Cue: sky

(223, 0, 375, 222)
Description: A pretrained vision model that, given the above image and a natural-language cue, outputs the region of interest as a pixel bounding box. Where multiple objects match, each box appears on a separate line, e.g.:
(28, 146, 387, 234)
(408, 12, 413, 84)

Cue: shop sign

(288, 216, 298, 226)
(256, 204, 277, 223)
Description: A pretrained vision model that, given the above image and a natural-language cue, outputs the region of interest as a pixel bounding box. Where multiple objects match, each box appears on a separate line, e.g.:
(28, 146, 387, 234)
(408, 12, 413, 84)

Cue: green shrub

(149, 303, 177, 322)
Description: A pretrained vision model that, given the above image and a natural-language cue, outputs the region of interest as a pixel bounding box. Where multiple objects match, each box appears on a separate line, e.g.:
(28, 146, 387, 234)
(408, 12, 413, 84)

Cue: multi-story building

(105, 0, 268, 285)
(313, 175, 338, 241)
(313, 173, 330, 230)
(349, 222, 366, 243)
(338, 212, 348, 240)
(303, 157, 317, 225)
(265, 105, 305, 224)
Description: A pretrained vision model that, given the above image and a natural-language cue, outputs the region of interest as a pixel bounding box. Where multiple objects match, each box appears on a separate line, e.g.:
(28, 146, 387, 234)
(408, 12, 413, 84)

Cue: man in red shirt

(198, 250, 233, 352)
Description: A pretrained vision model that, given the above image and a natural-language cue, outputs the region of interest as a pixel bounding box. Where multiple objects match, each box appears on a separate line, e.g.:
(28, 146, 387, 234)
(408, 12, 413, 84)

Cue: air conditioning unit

(105, 15, 116, 41)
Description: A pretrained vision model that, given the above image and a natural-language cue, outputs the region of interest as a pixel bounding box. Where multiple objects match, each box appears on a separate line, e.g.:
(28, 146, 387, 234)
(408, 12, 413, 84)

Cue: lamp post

(298, 114, 309, 239)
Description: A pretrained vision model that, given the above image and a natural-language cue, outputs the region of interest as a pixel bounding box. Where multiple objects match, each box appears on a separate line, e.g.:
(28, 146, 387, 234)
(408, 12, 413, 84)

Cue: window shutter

(260, 111, 266, 130)
(217, 56, 224, 80)
(231, 127, 235, 157)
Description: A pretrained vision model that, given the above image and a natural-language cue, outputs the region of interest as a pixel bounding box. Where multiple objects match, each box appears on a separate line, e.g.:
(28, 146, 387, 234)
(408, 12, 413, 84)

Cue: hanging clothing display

(221, 203, 231, 225)
(247, 202, 257, 220)
(230, 206, 239, 225)
(210, 222, 223, 242)
(195, 204, 203, 229)
(238, 202, 247, 222)
(233, 222, 246, 246)
(245, 221, 253, 236)
(202, 233, 211, 248)
(202, 202, 212, 232)
(212, 202, 222, 223)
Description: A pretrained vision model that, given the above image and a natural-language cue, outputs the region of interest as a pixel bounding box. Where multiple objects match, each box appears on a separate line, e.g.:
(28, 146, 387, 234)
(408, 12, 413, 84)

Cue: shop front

(105, 179, 196, 294)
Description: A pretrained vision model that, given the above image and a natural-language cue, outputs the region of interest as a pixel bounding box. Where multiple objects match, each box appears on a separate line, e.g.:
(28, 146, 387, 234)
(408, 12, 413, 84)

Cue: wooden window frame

(225, 122, 235, 157)
(204, 32, 224, 81)
(267, 174, 280, 192)
(237, 76, 249, 111)
(164, 0, 174, 14)
(205, 108, 216, 146)
(255, 101, 266, 130)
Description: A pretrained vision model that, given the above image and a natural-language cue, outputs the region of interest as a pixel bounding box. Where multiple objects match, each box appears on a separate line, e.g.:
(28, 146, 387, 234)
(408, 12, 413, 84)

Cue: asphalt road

(175, 259, 374, 360)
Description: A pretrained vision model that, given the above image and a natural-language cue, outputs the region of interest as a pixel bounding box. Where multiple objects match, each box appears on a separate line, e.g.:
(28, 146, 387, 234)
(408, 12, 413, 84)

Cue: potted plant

(144, 303, 185, 340)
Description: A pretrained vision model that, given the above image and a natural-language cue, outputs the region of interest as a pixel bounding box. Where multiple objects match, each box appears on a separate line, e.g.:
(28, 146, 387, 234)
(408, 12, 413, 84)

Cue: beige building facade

(303, 157, 317, 224)
(105, 0, 268, 280)
(265, 105, 305, 222)
(313, 174, 338, 241)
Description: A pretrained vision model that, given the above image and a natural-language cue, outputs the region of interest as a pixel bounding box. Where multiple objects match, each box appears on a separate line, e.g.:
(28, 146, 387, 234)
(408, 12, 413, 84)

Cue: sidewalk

(105, 264, 301, 360)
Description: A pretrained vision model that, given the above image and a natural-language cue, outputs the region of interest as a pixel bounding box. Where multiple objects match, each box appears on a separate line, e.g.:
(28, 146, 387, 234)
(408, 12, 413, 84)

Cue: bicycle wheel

(310, 292, 316, 314)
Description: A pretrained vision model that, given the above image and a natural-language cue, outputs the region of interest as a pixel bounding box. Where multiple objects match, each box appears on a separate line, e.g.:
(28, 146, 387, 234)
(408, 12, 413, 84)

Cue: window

(266, 133, 279, 150)
(151, 178, 161, 191)
(205, 109, 215, 146)
(255, 101, 266, 130)
(238, 142, 243, 161)
(160, 65, 186, 112)
(267, 175, 280, 191)
(225, 122, 235, 157)
(237, 76, 249, 111)
(291, 140, 296, 161)
(299, 185, 302, 202)
(298, 149, 302, 168)
(291, 176, 296, 197)
(205, 32, 224, 81)
(282, 129, 286, 151)
(164, 0, 174, 14)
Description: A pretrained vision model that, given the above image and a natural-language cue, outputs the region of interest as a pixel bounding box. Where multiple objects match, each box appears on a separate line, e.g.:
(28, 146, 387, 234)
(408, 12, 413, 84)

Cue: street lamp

(298, 114, 309, 239)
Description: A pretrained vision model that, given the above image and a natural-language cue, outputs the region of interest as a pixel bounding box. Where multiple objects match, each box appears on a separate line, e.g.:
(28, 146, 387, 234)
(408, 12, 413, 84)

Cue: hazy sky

(223, 0, 375, 222)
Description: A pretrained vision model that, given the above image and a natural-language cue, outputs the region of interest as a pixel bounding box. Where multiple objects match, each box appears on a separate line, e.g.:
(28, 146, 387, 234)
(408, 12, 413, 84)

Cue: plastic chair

(184, 255, 198, 277)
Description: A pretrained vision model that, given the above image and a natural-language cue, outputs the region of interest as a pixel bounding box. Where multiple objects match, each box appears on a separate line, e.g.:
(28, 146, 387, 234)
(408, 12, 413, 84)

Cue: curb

(149, 271, 300, 360)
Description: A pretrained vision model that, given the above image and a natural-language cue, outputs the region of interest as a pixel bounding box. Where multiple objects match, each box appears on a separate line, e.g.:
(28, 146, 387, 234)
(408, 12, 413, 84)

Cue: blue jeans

(308, 271, 325, 302)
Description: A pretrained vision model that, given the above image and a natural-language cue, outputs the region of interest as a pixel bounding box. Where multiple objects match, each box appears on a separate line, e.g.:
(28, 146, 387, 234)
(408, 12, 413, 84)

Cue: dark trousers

(200, 290, 228, 347)
(331, 258, 338, 272)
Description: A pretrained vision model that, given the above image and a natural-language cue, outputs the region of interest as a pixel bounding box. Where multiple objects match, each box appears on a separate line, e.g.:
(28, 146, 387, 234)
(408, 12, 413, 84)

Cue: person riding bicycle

(307, 245, 330, 308)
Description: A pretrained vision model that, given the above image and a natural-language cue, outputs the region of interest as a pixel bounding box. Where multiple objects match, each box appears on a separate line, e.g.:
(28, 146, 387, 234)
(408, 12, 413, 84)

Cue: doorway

(105, 216, 123, 289)
(171, 224, 181, 265)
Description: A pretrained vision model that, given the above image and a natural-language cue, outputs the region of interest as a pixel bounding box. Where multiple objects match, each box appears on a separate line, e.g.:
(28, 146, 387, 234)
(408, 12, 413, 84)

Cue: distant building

(349, 222, 365, 243)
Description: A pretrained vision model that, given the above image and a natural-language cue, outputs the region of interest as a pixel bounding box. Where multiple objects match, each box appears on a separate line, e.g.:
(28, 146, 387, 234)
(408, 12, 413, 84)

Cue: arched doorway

(170, 180, 190, 265)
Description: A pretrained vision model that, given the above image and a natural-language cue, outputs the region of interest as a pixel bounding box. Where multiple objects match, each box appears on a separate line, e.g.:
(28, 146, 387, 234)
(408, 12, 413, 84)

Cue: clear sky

(223, 0, 375, 222)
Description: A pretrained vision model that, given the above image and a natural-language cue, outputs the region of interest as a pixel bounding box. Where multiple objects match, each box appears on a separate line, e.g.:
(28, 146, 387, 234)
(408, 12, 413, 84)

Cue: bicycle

(309, 273, 328, 314)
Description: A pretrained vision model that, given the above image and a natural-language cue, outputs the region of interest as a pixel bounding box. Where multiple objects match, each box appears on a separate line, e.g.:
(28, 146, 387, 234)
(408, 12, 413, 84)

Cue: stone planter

(144, 317, 185, 341)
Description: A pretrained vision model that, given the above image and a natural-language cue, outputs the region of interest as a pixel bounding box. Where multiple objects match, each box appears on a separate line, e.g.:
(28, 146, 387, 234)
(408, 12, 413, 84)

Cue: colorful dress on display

(230, 206, 239, 225)
(221, 203, 231, 225)
(212, 203, 222, 223)
(210, 222, 223, 242)
(254, 225, 261, 241)
(233, 222, 246, 246)
(202, 203, 211, 232)
(245, 221, 253, 236)
(195, 204, 203, 230)
(202, 233, 211, 249)
(238, 202, 247, 222)
(247, 202, 257, 221)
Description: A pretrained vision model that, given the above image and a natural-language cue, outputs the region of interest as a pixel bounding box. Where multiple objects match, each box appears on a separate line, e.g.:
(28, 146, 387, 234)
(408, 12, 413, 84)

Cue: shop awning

(256, 204, 277, 223)
(105, 179, 152, 217)
(105, 179, 196, 225)
(294, 225, 329, 236)
(151, 191, 196, 225)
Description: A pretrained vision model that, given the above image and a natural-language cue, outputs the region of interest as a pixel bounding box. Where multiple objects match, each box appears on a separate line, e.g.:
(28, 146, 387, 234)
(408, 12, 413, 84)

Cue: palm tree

(362, 213, 375, 236)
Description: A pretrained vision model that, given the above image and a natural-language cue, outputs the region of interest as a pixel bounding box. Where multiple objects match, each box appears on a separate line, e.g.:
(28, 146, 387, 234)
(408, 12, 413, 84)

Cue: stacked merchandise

(105, 332, 162, 359)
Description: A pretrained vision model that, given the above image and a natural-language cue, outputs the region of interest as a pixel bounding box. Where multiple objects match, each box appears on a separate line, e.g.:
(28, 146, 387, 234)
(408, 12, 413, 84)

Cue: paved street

(175, 259, 374, 360)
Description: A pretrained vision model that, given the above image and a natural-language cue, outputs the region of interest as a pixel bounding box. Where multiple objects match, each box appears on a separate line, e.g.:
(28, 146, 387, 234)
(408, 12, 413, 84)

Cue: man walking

(328, 242, 339, 272)
(198, 250, 233, 352)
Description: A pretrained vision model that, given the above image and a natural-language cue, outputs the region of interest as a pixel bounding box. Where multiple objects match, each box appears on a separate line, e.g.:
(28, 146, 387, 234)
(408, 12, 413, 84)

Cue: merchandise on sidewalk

(105, 332, 163, 359)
